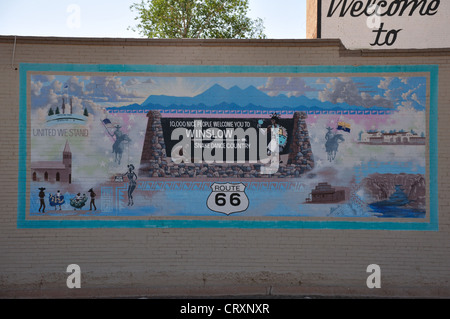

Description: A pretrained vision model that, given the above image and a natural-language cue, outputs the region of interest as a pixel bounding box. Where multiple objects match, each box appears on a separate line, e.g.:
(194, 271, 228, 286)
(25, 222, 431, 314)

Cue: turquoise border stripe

(19, 63, 438, 75)
(18, 64, 28, 226)
(16, 219, 438, 230)
(18, 63, 439, 230)
(428, 65, 439, 230)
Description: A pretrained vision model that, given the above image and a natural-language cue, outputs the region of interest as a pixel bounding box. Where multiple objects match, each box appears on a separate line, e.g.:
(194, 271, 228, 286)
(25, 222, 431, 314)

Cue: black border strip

(317, 0, 322, 38)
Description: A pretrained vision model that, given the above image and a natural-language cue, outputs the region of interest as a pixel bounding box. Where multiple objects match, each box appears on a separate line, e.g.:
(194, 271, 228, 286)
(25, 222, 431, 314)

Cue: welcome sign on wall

(18, 63, 438, 230)
(318, 0, 449, 49)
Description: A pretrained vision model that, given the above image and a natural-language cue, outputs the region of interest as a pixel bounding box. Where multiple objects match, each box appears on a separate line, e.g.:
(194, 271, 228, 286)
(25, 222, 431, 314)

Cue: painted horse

(325, 132, 345, 162)
(111, 126, 131, 165)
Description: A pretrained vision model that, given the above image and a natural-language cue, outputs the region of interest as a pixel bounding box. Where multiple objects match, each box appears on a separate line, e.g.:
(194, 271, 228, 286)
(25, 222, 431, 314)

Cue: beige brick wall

(0, 36, 449, 298)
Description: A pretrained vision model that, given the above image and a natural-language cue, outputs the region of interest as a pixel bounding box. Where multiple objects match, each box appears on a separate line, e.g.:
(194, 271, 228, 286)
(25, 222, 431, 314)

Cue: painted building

(310, 182, 345, 203)
(0, 36, 448, 299)
(360, 131, 426, 144)
(30, 140, 72, 184)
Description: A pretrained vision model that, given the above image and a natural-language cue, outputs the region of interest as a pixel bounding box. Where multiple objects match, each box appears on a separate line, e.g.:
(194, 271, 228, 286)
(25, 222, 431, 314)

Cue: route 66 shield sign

(207, 183, 249, 216)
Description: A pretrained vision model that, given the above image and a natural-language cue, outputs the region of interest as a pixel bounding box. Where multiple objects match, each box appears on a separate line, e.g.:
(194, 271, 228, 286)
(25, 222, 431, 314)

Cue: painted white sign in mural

(320, 0, 449, 49)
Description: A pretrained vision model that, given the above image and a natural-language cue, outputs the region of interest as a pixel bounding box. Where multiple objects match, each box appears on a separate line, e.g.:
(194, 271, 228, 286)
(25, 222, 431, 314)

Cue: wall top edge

(1, 35, 450, 57)
(0, 35, 343, 47)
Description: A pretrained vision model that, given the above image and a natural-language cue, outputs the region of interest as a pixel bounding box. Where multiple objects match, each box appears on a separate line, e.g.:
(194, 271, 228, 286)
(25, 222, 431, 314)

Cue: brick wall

(0, 36, 449, 298)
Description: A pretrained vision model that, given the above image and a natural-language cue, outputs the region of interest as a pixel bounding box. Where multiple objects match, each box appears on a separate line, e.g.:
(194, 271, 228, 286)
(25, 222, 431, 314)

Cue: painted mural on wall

(26, 67, 432, 226)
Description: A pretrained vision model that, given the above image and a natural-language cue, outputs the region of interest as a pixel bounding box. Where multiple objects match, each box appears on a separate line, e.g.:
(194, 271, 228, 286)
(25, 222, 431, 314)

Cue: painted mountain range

(107, 84, 395, 112)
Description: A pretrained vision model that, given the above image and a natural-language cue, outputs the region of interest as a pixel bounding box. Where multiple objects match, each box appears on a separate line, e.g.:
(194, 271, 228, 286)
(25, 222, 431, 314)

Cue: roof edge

(0, 35, 344, 48)
(1, 35, 449, 57)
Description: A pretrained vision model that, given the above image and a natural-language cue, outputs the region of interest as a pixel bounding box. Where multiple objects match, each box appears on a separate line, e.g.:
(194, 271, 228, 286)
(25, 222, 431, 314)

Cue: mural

(21, 65, 438, 229)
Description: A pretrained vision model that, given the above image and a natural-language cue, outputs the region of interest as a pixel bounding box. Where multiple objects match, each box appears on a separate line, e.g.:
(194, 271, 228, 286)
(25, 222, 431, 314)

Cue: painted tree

(129, 0, 266, 39)
(48, 108, 54, 116)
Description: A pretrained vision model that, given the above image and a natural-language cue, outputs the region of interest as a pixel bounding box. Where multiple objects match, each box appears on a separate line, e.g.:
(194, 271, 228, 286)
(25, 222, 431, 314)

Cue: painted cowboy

(38, 187, 46, 213)
(88, 188, 97, 211)
(107, 124, 131, 165)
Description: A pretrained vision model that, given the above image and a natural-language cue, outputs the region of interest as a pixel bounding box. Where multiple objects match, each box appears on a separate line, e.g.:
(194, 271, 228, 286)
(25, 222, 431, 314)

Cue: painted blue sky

(30, 74, 427, 112)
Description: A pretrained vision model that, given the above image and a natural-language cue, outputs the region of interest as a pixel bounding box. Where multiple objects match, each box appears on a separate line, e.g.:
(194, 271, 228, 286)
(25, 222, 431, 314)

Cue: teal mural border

(18, 63, 439, 230)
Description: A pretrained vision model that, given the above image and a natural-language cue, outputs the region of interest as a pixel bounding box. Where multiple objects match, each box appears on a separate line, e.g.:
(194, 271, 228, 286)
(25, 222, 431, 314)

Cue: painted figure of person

(266, 113, 288, 159)
(56, 190, 64, 210)
(70, 193, 87, 210)
(111, 125, 124, 152)
(325, 127, 345, 162)
(38, 187, 46, 213)
(325, 127, 334, 141)
(88, 188, 97, 211)
(107, 124, 131, 165)
(122, 164, 138, 206)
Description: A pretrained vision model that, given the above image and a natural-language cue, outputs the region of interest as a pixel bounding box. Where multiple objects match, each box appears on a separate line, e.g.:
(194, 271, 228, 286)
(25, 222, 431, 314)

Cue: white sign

(207, 183, 249, 216)
(320, 0, 450, 49)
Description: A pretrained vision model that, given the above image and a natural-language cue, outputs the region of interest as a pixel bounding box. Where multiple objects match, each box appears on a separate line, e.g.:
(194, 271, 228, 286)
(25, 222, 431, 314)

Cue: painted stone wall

(140, 110, 167, 177)
(139, 110, 314, 179)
